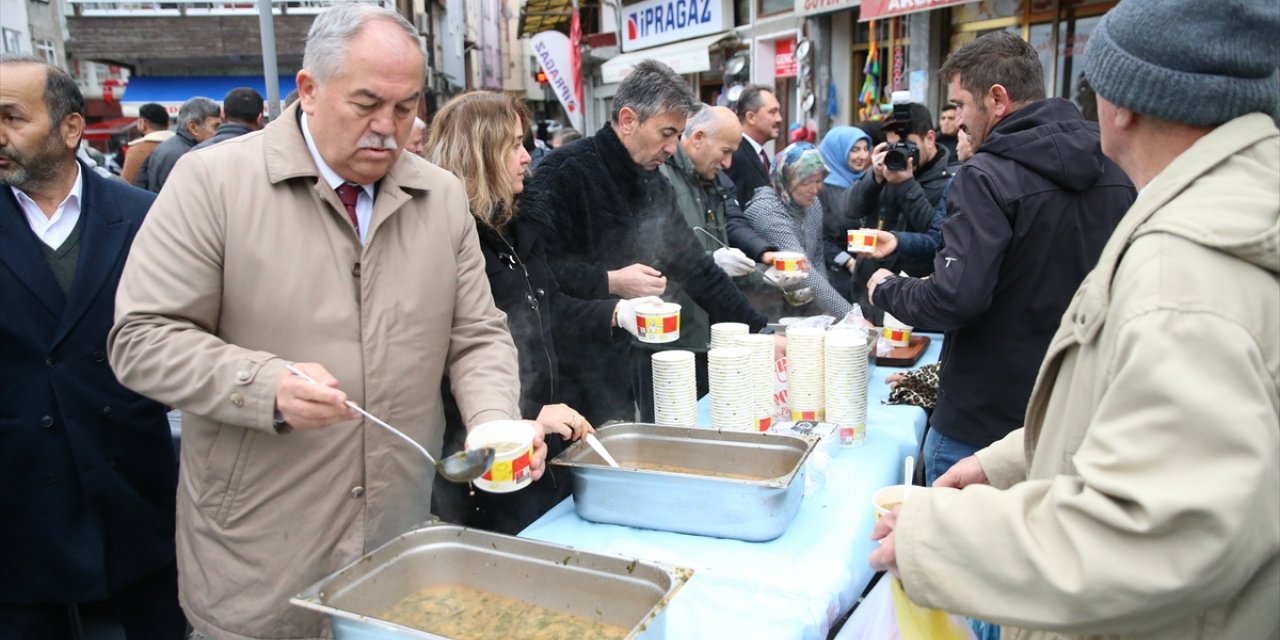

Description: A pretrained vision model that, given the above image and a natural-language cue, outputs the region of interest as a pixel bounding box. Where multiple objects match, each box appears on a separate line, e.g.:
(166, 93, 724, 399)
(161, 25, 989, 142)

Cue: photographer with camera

(833, 96, 953, 321)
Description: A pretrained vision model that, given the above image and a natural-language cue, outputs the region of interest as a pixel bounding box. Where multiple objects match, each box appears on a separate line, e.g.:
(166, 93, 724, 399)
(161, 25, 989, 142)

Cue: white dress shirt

(12, 161, 83, 250)
(743, 133, 770, 167)
(301, 112, 374, 244)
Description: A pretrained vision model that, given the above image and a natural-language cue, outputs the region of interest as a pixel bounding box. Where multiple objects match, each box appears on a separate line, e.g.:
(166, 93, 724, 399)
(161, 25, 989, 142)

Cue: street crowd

(1, 0, 1276, 638)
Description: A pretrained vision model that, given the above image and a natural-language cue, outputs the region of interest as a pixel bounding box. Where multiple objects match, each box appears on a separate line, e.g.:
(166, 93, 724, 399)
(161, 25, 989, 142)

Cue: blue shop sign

(622, 0, 733, 52)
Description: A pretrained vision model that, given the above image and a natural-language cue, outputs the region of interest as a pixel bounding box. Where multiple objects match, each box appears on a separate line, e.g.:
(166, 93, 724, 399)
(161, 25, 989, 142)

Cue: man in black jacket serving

(522, 60, 771, 425)
(868, 32, 1136, 484)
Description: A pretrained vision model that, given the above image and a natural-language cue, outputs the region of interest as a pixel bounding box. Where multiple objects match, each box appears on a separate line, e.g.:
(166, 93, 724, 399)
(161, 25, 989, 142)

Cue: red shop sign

(775, 39, 797, 78)
(860, 0, 977, 22)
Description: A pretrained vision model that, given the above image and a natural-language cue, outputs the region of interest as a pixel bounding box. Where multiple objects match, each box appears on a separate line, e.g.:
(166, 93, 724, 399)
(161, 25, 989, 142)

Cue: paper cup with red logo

(847, 229, 878, 253)
(882, 312, 913, 348)
(465, 420, 534, 493)
(772, 251, 810, 273)
(635, 302, 681, 344)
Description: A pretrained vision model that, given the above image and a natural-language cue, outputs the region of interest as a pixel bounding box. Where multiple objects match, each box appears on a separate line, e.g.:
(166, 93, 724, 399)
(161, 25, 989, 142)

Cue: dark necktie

(760, 149, 771, 174)
(335, 182, 361, 234)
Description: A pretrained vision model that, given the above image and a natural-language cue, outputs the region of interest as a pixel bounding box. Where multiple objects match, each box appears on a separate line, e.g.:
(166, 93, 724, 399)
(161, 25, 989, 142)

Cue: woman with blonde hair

(426, 91, 655, 533)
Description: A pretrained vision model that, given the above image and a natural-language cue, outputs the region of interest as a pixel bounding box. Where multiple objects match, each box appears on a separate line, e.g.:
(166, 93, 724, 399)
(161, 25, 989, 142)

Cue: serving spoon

(285, 364, 494, 483)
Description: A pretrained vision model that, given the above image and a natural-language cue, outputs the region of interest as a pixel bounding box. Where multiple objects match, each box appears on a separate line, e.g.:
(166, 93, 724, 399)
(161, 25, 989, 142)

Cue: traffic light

(535, 69, 548, 85)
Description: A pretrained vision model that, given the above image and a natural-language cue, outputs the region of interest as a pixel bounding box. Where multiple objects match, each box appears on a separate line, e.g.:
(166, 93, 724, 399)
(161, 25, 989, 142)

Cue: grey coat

(742, 186, 853, 318)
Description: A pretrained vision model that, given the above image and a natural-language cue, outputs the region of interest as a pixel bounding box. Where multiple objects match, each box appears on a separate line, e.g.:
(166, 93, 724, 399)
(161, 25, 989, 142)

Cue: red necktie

(335, 182, 361, 233)
(760, 149, 771, 173)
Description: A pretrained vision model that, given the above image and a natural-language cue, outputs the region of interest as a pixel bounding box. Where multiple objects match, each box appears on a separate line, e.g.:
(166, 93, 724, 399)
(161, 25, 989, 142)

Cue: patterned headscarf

(772, 142, 828, 208)
(819, 126, 872, 189)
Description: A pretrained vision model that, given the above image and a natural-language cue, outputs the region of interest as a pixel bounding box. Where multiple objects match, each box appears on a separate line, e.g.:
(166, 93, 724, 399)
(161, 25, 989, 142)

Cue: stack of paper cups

(710, 322, 750, 350)
(734, 334, 776, 431)
(825, 330, 871, 447)
(708, 346, 754, 430)
(652, 350, 697, 426)
(786, 326, 825, 422)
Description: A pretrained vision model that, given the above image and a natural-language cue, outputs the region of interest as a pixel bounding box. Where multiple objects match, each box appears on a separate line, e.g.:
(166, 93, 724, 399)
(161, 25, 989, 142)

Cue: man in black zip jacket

(521, 60, 769, 425)
(868, 32, 1136, 484)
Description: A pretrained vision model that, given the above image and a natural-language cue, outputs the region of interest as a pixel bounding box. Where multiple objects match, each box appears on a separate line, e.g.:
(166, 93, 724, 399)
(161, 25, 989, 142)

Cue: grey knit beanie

(1084, 0, 1280, 126)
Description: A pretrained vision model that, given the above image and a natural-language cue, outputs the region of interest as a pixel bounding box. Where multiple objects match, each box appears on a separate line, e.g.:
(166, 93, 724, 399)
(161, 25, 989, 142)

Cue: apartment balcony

(64, 0, 395, 74)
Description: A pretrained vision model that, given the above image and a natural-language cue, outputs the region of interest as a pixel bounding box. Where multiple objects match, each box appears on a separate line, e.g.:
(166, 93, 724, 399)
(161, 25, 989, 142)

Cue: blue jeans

(923, 428, 981, 487)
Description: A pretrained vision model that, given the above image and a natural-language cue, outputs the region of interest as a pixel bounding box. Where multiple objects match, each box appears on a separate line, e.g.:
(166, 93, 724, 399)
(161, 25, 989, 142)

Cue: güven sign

(622, 0, 732, 52)
(794, 0, 857, 17)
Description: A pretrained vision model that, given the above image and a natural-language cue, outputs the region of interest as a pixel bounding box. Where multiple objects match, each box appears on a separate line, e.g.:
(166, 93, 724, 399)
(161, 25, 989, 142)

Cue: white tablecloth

(519, 334, 944, 639)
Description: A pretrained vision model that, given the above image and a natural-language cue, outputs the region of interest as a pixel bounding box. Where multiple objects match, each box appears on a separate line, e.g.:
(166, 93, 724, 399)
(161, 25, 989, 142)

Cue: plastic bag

(837, 577, 975, 640)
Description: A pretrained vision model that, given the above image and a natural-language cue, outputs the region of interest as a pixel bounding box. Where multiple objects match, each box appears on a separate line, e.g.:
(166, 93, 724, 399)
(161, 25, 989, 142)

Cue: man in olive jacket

(659, 104, 778, 346)
(109, 7, 531, 639)
(871, 2, 1280, 638)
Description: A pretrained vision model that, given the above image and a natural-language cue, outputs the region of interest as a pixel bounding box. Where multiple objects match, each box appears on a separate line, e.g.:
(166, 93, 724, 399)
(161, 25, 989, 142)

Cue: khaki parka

(109, 103, 521, 639)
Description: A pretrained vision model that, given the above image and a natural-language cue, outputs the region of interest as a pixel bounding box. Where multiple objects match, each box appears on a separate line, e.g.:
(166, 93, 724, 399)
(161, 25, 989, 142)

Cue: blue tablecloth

(520, 334, 944, 639)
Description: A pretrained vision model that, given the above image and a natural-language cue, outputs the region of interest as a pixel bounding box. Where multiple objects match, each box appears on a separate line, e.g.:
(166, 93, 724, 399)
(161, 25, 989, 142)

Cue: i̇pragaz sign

(621, 0, 733, 52)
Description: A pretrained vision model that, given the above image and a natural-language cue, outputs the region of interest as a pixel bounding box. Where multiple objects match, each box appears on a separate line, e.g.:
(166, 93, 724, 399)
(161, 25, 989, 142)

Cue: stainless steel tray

(291, 521, 692, 639)
(551, 423, 818, 541)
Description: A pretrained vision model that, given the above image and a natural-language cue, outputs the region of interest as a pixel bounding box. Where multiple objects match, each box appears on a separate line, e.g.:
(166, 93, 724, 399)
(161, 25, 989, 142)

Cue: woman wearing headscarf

(817, 126, 874, 301)
(425, 91, 657, 534)
(742, 142, 854, 319)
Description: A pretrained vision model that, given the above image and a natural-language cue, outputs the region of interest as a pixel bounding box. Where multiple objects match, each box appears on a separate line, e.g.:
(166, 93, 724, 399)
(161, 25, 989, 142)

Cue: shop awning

(120, 75, 299, 117)
(601, 32, 732, 84)
(860, 0, 980, 21)
(82, 116, 138, 142)
(519, 0, 601, 39)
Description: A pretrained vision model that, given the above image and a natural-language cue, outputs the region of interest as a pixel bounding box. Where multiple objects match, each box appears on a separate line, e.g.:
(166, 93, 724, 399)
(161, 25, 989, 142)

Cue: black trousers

(0, 561, 186, 640)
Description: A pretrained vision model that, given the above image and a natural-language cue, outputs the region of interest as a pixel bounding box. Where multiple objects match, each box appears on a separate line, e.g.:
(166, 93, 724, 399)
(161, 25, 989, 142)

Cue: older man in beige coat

(869, 1, 1279, 639)
(109, 6, 532, 639)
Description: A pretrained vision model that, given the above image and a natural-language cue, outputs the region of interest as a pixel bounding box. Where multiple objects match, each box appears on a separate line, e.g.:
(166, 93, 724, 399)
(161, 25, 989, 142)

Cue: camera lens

(884, 148, 907, 171)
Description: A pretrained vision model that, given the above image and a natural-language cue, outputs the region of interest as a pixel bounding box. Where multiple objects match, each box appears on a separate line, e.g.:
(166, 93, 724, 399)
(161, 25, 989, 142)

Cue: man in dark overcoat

(0, 54, 183, 639)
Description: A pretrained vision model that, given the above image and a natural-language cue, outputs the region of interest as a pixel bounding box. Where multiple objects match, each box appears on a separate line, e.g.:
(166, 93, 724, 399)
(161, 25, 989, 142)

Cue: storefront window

(952, 0, 1023, 23)
(758, 0, 791, 18)
(949, 0, 1113, 111)
(850, 18, 911, 122)
(1027, 8, 1104, 114)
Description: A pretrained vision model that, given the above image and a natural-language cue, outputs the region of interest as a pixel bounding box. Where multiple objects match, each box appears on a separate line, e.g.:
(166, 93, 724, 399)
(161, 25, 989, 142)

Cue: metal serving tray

(551, 423, 818, 541)
(291, 521, 692, 639)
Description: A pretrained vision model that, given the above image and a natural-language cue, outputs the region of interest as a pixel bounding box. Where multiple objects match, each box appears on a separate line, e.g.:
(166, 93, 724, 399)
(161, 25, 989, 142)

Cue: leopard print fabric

(886, 362, 939, 409)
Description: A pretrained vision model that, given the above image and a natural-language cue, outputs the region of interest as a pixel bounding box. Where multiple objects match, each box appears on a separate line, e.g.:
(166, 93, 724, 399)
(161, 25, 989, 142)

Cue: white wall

(0, 0, 31, 54)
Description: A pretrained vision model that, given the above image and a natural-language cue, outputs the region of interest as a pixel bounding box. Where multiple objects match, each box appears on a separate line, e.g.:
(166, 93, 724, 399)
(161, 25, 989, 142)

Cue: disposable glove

(615, 296, 665, 339)
(713, 247, 756, 277)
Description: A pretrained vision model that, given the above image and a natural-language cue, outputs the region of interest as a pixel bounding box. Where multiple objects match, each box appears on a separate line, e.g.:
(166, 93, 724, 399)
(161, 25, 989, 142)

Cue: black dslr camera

(884, 91, 919, 172)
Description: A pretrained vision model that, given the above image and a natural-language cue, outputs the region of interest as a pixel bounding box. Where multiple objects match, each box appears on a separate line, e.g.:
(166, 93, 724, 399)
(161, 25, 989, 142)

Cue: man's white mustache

(357, 135, 397, 151)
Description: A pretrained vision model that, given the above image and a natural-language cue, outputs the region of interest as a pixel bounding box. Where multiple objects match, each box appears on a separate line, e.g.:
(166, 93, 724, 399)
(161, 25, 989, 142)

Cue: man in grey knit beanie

(865, 2, 1279, 639)
(1084, 0, 1278, 128)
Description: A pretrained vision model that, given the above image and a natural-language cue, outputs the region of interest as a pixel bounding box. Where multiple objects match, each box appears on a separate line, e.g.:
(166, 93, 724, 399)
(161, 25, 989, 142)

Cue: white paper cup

(847, 229, 878, 253)
(882, 312, 913, 348)
(772, 251, 810, 272)
(635, 302, 681, 344)
(872, 484, 910, 519)
(465, 420, 535, 494)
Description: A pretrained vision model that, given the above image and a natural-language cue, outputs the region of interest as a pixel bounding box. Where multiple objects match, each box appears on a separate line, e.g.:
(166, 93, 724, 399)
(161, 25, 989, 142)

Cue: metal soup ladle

(285, 364, 495, 483)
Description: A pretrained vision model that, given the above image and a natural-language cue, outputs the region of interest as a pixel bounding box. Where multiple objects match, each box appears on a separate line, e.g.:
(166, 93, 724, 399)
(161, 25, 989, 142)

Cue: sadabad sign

(621, 0, 732, 52)
(860, 0, 978, 21)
